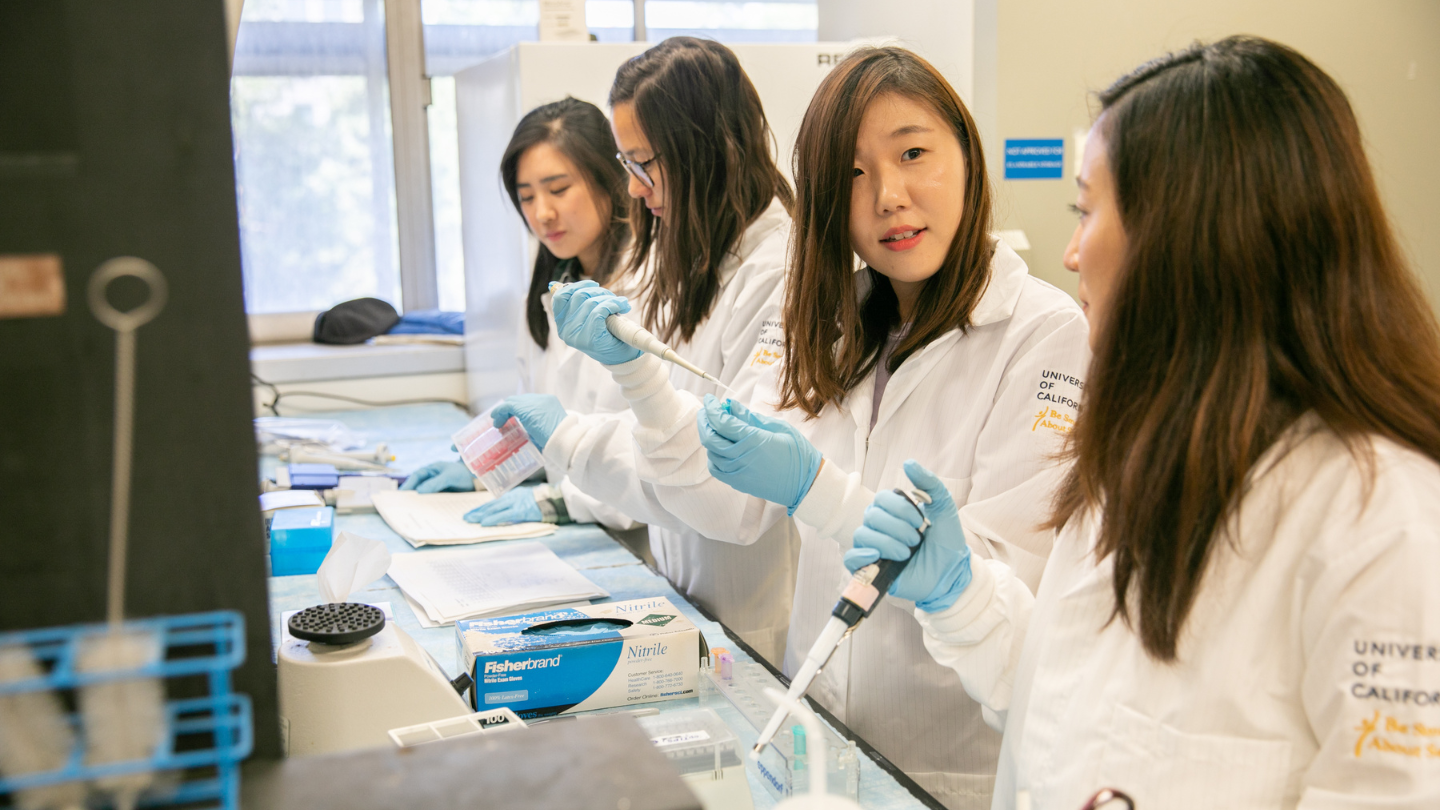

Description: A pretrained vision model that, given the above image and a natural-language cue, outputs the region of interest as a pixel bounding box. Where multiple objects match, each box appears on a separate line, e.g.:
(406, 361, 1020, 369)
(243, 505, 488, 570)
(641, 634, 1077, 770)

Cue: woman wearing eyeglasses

(478, 37, 801, 666)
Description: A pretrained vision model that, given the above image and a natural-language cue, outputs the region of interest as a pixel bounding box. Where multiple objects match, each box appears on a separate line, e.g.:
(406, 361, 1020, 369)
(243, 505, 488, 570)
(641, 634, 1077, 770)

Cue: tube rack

(0, 610, 253, 810)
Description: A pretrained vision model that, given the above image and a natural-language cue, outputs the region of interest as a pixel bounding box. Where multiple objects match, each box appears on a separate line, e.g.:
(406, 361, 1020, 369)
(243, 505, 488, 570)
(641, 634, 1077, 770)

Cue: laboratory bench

(253, 403, 940, 810)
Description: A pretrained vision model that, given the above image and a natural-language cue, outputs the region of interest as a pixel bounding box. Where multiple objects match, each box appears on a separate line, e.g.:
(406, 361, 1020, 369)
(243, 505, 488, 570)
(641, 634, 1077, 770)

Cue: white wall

(989, 0, 1440, 308)
(817, 0, 977, 103)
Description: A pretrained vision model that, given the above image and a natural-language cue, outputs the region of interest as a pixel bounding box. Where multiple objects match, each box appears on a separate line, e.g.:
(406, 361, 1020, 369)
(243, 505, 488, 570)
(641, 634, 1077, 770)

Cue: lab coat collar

(862, 329, 963, 437)
(859, 239, 1031, 435)
(968, 237, 1029, 327)
(718, 198, 790, 288)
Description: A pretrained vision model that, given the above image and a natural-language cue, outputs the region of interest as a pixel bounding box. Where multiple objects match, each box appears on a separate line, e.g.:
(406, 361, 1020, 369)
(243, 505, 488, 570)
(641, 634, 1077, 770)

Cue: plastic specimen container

(451, 411, 544, 496)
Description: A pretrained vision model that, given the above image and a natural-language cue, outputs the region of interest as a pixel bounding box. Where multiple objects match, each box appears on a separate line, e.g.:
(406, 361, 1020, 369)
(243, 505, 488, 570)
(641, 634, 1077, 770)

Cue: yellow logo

(1353, 710, 1440, 759)
(750, 348, 781, 367)
(1031, 406, 1074, 435)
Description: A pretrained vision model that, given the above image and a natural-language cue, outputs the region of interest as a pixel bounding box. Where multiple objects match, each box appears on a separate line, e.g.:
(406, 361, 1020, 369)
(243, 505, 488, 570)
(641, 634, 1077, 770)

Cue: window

(646, 0, 817, 43)
(420, 1, 638, 312)
(427, 76, 465, 311)
(232, 0, 402, 314)
(234, 0, 817, 317)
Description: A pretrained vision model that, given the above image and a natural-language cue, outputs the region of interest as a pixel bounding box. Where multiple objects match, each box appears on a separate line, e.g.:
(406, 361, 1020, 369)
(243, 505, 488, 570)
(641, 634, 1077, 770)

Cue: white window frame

(385, 0, 440, 313)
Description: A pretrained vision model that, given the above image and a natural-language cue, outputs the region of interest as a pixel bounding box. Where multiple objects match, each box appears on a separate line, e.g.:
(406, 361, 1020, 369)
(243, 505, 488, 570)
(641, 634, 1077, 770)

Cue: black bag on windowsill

(312, 297, 400, 345)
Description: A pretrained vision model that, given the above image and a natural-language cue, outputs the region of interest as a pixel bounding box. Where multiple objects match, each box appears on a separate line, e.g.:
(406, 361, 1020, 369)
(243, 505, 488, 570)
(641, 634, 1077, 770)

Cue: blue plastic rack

(0, 610, 253, 809)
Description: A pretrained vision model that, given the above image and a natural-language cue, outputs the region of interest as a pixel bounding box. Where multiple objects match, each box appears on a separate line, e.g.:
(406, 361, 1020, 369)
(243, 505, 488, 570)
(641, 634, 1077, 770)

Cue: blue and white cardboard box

(456, 597, 701, 719)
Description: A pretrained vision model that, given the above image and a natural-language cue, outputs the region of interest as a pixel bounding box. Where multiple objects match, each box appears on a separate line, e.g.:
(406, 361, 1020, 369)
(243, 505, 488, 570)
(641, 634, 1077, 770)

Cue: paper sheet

(386, 542, 607, 625)
(401, 589, 595, 628)
(259, 489, 324, 516)
(370, 490, 556, 547)
(335, 475, 399, 513)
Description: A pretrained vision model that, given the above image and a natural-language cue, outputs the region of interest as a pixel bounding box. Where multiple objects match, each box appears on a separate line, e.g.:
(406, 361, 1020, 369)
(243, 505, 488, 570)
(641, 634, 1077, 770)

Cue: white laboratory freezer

(455, 41, 861, 411)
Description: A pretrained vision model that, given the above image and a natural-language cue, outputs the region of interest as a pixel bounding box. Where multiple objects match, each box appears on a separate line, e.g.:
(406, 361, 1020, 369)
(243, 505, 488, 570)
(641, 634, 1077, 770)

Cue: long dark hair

(610, 37, 794, 344)
(1051, 36, 1440, 661)
(777, 47, 993, 417)
(501, 97, 630, 349)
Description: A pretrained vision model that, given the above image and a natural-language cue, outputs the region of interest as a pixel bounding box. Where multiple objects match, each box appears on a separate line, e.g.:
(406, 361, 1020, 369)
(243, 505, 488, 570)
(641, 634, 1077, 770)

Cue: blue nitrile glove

(843, 459, 972, 613)
(464, 486, 543, 525)
(697, 394, 822, 514)
(400, 460, 475, 493)
(551, 280, 644, 366)
(490, 394, 567, 451)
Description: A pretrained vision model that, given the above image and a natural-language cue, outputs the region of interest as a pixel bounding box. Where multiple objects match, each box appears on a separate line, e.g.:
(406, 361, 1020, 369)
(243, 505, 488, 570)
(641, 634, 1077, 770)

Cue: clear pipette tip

(550, 280, 733, 393)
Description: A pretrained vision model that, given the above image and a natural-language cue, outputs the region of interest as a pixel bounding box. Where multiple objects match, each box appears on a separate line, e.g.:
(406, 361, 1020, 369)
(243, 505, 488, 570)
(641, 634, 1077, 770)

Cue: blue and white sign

(1004, 139, 1065, 179)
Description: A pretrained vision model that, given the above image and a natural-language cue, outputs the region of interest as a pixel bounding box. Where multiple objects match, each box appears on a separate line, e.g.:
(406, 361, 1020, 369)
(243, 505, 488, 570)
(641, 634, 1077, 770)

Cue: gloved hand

(464, 486, 543, 525)
(697, 394, 822, 514)
(491, 394, 567, 451)
(551, 280, 644, 366)
(400, 460, 475, 493)
(843, 459, 972, 613)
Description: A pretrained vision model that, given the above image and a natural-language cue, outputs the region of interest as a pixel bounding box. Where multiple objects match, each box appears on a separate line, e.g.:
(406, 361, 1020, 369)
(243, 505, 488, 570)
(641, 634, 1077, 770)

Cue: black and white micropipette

(549, 281, 729, 390)
(750, 487, 932, 759)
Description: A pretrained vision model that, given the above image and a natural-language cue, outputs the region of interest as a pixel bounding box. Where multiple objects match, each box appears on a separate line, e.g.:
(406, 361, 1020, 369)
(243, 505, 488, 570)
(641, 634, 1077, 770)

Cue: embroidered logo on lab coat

(750, 318, 784, 367)
(1032, 369, 1083, 434)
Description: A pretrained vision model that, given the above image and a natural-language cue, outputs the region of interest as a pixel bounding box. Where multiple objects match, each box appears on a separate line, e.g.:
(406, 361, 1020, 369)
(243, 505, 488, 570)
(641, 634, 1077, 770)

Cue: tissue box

(457, 597, 701, 719)
(269, 506, 335, 576)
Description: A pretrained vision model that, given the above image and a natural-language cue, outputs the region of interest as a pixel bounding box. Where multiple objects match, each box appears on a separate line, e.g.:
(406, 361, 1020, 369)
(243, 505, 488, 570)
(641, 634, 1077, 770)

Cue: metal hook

(88, 257, 168, 333)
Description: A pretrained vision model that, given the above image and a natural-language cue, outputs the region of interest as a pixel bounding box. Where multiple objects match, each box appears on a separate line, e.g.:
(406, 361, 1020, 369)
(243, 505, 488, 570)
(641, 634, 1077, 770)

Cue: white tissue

(78, 630, 165, 810)
(317, 532, 393, 604)
(0, 645, 85, 810)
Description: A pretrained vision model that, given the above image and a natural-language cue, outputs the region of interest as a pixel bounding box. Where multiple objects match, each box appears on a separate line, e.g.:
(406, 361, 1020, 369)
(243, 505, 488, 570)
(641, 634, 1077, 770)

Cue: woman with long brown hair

(485, 37, 803, 667)
(551, 47, 1090, 808)
(857, 36, 1440, 808)
(401, 97, 639, 529)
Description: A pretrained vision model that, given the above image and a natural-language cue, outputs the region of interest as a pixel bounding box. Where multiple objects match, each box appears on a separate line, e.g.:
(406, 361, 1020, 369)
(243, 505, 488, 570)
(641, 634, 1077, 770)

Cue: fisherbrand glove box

(456, 597, 702, 719)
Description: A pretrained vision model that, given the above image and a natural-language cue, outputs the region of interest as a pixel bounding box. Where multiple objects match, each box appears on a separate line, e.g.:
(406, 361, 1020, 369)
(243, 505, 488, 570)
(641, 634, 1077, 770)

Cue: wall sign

(1004, 139, 1065, 180)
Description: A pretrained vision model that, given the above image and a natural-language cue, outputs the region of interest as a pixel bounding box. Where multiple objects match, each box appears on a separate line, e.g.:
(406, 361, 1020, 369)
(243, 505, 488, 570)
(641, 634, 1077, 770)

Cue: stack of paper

(370, 490, 555, 547)
(259, 489, 324, 519)
(387, 542, 608, 627)
(333, 475, 399, 513)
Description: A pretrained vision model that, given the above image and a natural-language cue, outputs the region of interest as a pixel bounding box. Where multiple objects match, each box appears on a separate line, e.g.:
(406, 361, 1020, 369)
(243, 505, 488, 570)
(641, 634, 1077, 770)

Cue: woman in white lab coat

(481, 37, 803, 666)
(548, 48, 1090, 809)
(402, 97, 638, 529)
(854, 37, 1440, 809)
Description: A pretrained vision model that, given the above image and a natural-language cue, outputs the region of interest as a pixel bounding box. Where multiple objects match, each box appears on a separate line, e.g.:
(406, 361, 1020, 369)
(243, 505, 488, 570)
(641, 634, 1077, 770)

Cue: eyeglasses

(1079, 788, 1135, 810)
(616, 152, 661, 189)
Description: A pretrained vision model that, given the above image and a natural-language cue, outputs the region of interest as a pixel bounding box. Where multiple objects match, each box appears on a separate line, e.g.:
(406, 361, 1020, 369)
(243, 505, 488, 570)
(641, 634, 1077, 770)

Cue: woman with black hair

(402, 97, 640, 530)
(482, 38, 802, 667)
(857, 36, 1440, 808)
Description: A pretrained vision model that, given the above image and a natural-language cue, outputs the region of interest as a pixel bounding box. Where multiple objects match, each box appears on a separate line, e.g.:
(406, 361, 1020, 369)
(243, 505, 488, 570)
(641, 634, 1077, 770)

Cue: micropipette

(549, 281, 730, 390)
(751, 487, 932, 759)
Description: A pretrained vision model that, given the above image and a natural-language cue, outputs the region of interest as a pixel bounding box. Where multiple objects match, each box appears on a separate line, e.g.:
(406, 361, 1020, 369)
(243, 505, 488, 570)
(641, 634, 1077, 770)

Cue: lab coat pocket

(1095, 704, 1291, 810)
(939, 475, 973, 506)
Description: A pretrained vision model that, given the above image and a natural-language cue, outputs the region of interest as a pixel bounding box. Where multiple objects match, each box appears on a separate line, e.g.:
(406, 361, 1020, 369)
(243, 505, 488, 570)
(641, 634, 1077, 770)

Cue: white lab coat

(515, 273, 641, 530)
(594, 241, 1091, 809)
(918, 417, 1440, 810)
(541, 199, 803, 667)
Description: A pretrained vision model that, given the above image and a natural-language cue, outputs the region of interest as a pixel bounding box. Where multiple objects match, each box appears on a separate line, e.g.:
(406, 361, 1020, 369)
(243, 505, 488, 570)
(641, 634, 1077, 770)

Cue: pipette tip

(750, 743, 765, 760)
